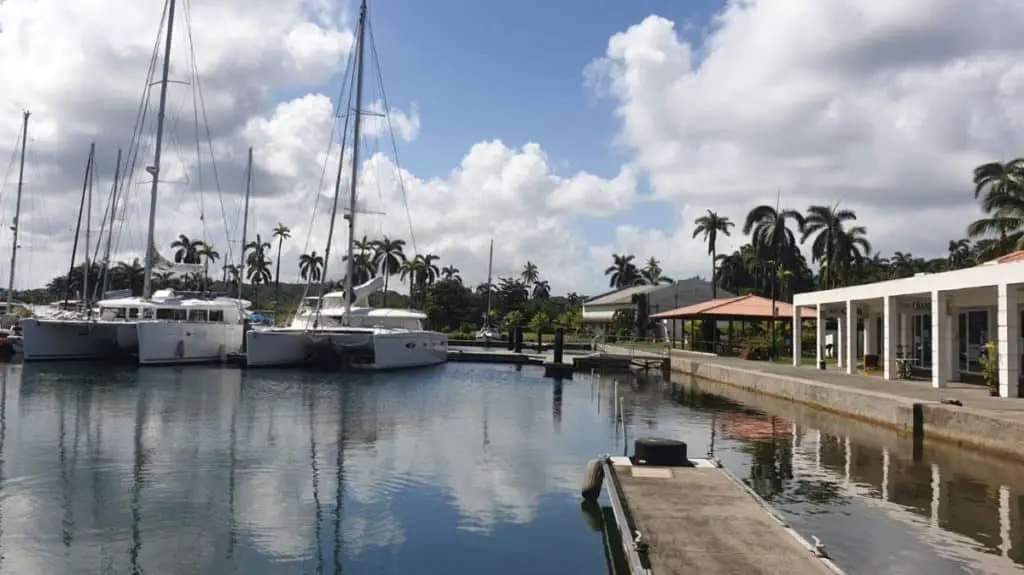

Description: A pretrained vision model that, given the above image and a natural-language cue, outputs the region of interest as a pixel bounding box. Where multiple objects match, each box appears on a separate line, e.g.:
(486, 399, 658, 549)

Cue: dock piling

(513, 327, 523, 353)
(553, 327, 564, 364)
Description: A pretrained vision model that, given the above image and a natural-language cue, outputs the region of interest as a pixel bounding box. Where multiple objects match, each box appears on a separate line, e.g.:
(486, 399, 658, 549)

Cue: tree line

(28, 224, 585, 334)
(603, 160, 1024, 305)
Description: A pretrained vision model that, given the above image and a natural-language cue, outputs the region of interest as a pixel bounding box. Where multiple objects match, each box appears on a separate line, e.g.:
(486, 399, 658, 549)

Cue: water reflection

(6, 363, 1024, 574)
(3, 363, 616, 574)
(675, 377, 1023, 574)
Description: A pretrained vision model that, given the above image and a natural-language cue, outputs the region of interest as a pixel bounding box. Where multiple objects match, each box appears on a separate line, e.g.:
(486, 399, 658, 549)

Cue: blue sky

(339, 0, 723, 246)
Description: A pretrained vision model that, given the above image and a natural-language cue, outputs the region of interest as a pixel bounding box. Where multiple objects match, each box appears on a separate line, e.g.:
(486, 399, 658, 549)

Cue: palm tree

(521, 261, 539, 286)
(372, 237, 407, 305)
(531, 279, 551, 300)
(244, 234, 272, 306)
(114, 258, 146, 295)
(412, 254, 440, 302)
(743, 205, 803, 297)
(196, 242, 220, 291)
(399, 258, 425, 305)
(171, 234, 203, 264)
(692, 210, 734, 298)
(945, 238, 971, 270)
(801, 204, 869, 289)
(605, 254, 640, 289)
(271, 223, 291, 303)
(223, 264, 241, 293)
(641, 257, 672, 285)
(973, 159, 1024, 201)
(246, 252, 272, 308)
(440, 265, 461, 282)
(299, 251, 325, 283)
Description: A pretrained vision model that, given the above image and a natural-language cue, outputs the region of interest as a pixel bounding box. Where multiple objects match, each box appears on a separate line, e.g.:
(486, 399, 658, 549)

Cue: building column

(883, 297, 897, 380)
(931, 291, 952, 388)
(836, 316, 844, 368)
(997, 283, 1020, 398)
(864, 312, 877, 356)
(845, 300, 857, 375)
(815, 305, 823, 368)
(792, 306, 803, 366)
(899, 312, 909, 359)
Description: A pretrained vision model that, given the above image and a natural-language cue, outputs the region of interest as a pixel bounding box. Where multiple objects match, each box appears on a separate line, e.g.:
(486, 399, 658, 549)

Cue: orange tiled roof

(982, 250, 1024, 265)
(650, 294, 817, 319)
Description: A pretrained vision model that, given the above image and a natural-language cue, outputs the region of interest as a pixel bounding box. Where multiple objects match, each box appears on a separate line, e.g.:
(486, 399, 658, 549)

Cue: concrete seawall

(601, 345, 1024, 462)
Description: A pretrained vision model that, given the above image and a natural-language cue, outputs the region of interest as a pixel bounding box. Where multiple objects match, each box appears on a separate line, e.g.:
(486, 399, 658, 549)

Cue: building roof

(794, 254, 1024, 307)
(650, 294, 817, 319)
(982, 250, 1024, 265)
(585, 277, 720, 307)
(585, 284, 659, 306)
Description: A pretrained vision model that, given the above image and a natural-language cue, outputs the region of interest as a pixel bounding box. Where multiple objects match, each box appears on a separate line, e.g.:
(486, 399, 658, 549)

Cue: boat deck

(606, 457, 841, 575)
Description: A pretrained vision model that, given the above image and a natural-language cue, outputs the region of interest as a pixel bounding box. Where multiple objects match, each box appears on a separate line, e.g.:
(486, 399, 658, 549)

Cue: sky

(0, 0, 1022, 296)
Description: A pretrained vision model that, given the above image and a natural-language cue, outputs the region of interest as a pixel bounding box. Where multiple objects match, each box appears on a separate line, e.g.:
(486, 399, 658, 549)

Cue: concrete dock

(605, 456, 842, 575)
(601, 344, 1024, 462)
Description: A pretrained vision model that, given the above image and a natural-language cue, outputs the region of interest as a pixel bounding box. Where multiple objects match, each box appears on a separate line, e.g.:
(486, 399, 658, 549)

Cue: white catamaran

(244, 0, 447, 369)
(20, 0, 251, 364)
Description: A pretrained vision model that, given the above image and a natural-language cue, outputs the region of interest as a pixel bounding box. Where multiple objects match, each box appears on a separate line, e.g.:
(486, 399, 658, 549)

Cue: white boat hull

(136, 321, 242, 365)
(20, 318, 136, 361)
(245, 327, 448, 370)
(244, 328, 315, 367)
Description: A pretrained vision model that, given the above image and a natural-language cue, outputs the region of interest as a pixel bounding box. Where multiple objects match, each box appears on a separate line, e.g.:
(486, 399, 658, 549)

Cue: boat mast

(485, 238, 493, 326)
(100, 148, 123, 296)
(84, 144, 94, 313)
(238, 147, 252, 300)
(341, 0, 368, 324)
(141, 0, 178, 299)
(6, 111, 28, 309)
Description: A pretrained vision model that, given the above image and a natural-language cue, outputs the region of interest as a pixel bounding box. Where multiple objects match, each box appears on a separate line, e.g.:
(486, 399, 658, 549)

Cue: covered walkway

(793, 255, 1024, 398)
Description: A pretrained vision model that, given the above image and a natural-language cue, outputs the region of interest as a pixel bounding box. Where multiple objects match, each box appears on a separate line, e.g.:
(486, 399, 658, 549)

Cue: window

(142, 308, 154, 319)
(155, 308, 186, 320)
(209, 310, 224, 322)
(129, 308, 140, 319)
(189, 309, 209, 322)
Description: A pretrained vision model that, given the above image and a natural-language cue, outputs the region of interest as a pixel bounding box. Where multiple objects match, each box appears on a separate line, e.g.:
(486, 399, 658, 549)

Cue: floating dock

(596, 441, 843, 575)
(447, 348, 546, 365)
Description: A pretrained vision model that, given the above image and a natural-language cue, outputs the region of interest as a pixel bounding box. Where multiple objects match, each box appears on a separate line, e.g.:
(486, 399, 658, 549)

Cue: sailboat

(1, 111, 33, 353)
(244, 0, 447, 369)
(475, 239, 500, 341)
(20, 0, 251, 364)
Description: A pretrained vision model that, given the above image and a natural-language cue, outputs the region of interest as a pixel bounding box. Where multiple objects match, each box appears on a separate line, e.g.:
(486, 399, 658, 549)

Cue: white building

(791, 252, 1024, 398)
(583, 278, 728, 337)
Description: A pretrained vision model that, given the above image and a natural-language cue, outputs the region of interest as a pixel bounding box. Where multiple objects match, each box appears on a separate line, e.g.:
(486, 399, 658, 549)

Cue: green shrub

(980, 341, 999, 397)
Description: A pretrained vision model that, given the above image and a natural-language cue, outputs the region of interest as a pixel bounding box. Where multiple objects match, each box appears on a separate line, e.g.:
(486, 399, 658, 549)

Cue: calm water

(0, 363, 1020, 574)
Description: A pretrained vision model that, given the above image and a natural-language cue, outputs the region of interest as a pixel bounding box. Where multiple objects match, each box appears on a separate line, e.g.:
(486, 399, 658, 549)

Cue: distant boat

(475, 238, 499, 342)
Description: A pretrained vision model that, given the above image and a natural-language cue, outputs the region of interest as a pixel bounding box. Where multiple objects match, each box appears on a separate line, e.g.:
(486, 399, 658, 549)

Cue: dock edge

(601, 455, 846, 575)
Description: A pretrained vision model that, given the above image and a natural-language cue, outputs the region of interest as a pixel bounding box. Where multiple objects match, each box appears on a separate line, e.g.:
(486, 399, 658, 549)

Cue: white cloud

(586, 1, 1024, 274)
(0, 0, 637, 297)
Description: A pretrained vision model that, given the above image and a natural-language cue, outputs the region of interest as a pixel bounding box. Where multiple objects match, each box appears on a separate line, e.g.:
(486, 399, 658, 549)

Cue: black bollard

(514, 327, 523, 353)
(554, 327, 564, 364)
(537, 328, 543, 352)
(507, 328, 514, 350)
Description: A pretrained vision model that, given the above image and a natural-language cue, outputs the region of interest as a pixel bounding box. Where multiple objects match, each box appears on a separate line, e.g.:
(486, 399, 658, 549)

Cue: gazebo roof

(650, 294, 817, 320)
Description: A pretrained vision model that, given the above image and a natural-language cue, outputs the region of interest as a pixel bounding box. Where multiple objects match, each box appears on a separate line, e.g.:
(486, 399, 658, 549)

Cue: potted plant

(979, 341, 999, 397)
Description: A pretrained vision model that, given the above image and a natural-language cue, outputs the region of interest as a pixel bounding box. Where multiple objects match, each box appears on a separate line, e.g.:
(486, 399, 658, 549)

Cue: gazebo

(650, 294, 817, 355)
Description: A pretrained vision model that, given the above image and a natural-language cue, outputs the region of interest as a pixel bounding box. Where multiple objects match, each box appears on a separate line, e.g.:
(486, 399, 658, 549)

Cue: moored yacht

(245, 277, 447, 369)
(20, 289, 250, 363)
(245, 0, 447, 371)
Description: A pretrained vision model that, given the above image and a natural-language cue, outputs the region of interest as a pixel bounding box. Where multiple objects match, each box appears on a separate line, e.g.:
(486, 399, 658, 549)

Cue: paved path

(602, 344, 1024, 416)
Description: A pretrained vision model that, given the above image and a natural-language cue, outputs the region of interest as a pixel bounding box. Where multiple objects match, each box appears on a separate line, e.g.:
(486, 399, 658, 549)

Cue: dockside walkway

(600, 344, 1024, 461)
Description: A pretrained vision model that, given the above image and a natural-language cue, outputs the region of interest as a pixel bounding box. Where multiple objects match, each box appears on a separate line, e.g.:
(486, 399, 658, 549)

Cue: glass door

(912, 314, 932, 367)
